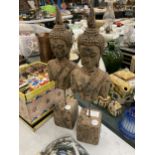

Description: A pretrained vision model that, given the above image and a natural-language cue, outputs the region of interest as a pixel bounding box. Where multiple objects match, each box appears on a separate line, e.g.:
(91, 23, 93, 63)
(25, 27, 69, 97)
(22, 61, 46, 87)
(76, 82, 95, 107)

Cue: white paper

(87, 110, 100, 118)
(91, 119, 99, 126)
(65, 105, 71, 110)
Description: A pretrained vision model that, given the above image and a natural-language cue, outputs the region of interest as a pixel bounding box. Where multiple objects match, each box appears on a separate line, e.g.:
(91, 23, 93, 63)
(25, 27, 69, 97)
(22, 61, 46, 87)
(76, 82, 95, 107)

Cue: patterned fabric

(19, 32, 39, 58)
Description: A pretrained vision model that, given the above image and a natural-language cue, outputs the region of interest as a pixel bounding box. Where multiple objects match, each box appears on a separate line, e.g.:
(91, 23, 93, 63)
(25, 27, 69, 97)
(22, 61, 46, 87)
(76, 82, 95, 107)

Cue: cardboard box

(19, 61, 55, 125)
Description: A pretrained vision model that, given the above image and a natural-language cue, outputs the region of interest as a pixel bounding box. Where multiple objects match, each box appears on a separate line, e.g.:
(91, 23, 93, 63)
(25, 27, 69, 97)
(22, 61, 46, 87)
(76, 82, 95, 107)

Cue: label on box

(91, 119, 99, 126)
(65, 105, 71, 110)
(87, 110, 100, 118)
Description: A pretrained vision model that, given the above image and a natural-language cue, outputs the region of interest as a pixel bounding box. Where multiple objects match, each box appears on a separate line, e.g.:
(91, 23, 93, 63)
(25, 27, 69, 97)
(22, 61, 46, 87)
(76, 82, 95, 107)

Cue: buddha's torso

(48, 58, 76, 90)
(71, 67, 111, 101)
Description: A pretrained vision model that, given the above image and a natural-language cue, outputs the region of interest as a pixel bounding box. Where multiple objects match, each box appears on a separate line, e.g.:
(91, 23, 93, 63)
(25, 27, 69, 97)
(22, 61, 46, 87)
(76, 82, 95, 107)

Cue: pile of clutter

(19, 62, 49, 94)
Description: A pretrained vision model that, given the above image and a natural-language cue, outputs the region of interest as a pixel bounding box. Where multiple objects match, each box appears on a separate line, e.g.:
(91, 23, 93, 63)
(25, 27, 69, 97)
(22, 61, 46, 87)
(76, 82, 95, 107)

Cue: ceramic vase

(102, 40, 123, 73)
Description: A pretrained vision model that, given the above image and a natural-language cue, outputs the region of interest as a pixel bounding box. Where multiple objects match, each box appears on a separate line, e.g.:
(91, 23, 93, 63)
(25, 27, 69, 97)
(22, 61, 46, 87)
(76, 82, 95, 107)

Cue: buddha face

(79, 45, 100, 71)
(50, 39, 68, 59)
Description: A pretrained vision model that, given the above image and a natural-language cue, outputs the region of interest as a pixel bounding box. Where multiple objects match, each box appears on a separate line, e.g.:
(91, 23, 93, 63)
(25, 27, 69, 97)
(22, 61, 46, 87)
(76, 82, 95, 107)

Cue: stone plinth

(54, 97, 78, 129)
(77, 108, 102, 145)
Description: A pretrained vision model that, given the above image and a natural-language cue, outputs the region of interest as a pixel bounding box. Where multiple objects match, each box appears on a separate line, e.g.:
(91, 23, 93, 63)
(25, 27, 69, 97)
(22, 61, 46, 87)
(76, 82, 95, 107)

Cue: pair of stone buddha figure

(48, 6, 111, 102)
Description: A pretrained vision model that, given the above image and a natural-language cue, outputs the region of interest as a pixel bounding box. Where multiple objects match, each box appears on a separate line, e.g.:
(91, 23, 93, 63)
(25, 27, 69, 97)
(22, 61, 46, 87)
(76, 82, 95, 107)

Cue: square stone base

(77, 108, 102, 145)
(54, 98, 78, 129)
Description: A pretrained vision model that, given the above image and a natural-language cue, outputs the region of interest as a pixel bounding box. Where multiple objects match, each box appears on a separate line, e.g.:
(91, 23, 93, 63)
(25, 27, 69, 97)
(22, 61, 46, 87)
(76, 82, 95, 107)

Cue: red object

(46, 0, 51, 4)
(40, 81, 45, 86)
(114, 21, 124, 27)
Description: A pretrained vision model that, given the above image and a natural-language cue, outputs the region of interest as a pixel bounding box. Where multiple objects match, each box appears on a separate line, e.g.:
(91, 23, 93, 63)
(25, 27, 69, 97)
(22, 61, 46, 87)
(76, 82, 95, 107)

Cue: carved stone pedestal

(54, 97, 78, 129)
(77, 108, 102, 145)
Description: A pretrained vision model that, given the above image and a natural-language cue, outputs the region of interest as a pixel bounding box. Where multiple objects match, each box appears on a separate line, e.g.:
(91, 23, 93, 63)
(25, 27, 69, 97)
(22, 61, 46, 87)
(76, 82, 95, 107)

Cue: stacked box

(77, 108, 102, 145)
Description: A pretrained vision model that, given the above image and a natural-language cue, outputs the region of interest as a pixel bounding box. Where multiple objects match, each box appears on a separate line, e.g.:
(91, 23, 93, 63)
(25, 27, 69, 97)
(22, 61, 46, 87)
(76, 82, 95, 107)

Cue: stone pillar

(54, 97, 78, 129)
(76, 108, 102, 145)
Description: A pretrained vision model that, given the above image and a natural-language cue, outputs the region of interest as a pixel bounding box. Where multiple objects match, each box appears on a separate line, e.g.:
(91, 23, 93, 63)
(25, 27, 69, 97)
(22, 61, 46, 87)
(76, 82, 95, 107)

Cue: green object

(41, 5, 56, 14)
(102, 40, 123, 73)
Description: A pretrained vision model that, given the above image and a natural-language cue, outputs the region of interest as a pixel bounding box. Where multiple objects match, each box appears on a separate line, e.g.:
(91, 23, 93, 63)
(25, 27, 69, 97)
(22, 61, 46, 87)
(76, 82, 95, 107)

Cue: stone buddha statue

(48, 6, 76, 90)
(48, 6, 78, 129)
(71, 6, 111, 102)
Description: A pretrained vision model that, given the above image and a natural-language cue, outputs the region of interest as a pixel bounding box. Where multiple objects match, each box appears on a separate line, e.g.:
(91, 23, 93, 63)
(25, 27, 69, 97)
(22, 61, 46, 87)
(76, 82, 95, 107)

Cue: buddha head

(78, 6, 105, 71)
(49, 6, 73, 59)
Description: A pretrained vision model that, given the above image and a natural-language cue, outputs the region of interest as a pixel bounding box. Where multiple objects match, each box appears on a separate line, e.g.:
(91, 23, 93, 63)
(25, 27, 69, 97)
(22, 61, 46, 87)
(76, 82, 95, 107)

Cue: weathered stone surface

(77, 108, 102, 145)
(71, 6, 111, 102)
(47, 6, 76, 90)
(54, 97, 78, 129)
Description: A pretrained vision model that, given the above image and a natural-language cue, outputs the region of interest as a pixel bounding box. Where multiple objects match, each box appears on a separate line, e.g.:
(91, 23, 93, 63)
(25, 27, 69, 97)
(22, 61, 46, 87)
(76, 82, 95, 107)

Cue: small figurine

(108, 100, 122, 117)
(48, 6, 76, 90)
(76, 108, 102, 145)
(97, 95, 111, 108)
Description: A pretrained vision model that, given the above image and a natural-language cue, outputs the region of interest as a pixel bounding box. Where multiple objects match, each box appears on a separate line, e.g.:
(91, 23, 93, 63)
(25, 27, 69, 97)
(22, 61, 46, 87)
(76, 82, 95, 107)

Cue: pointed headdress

(49, 5, 73, 48)
(78, 6, 105, 54)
